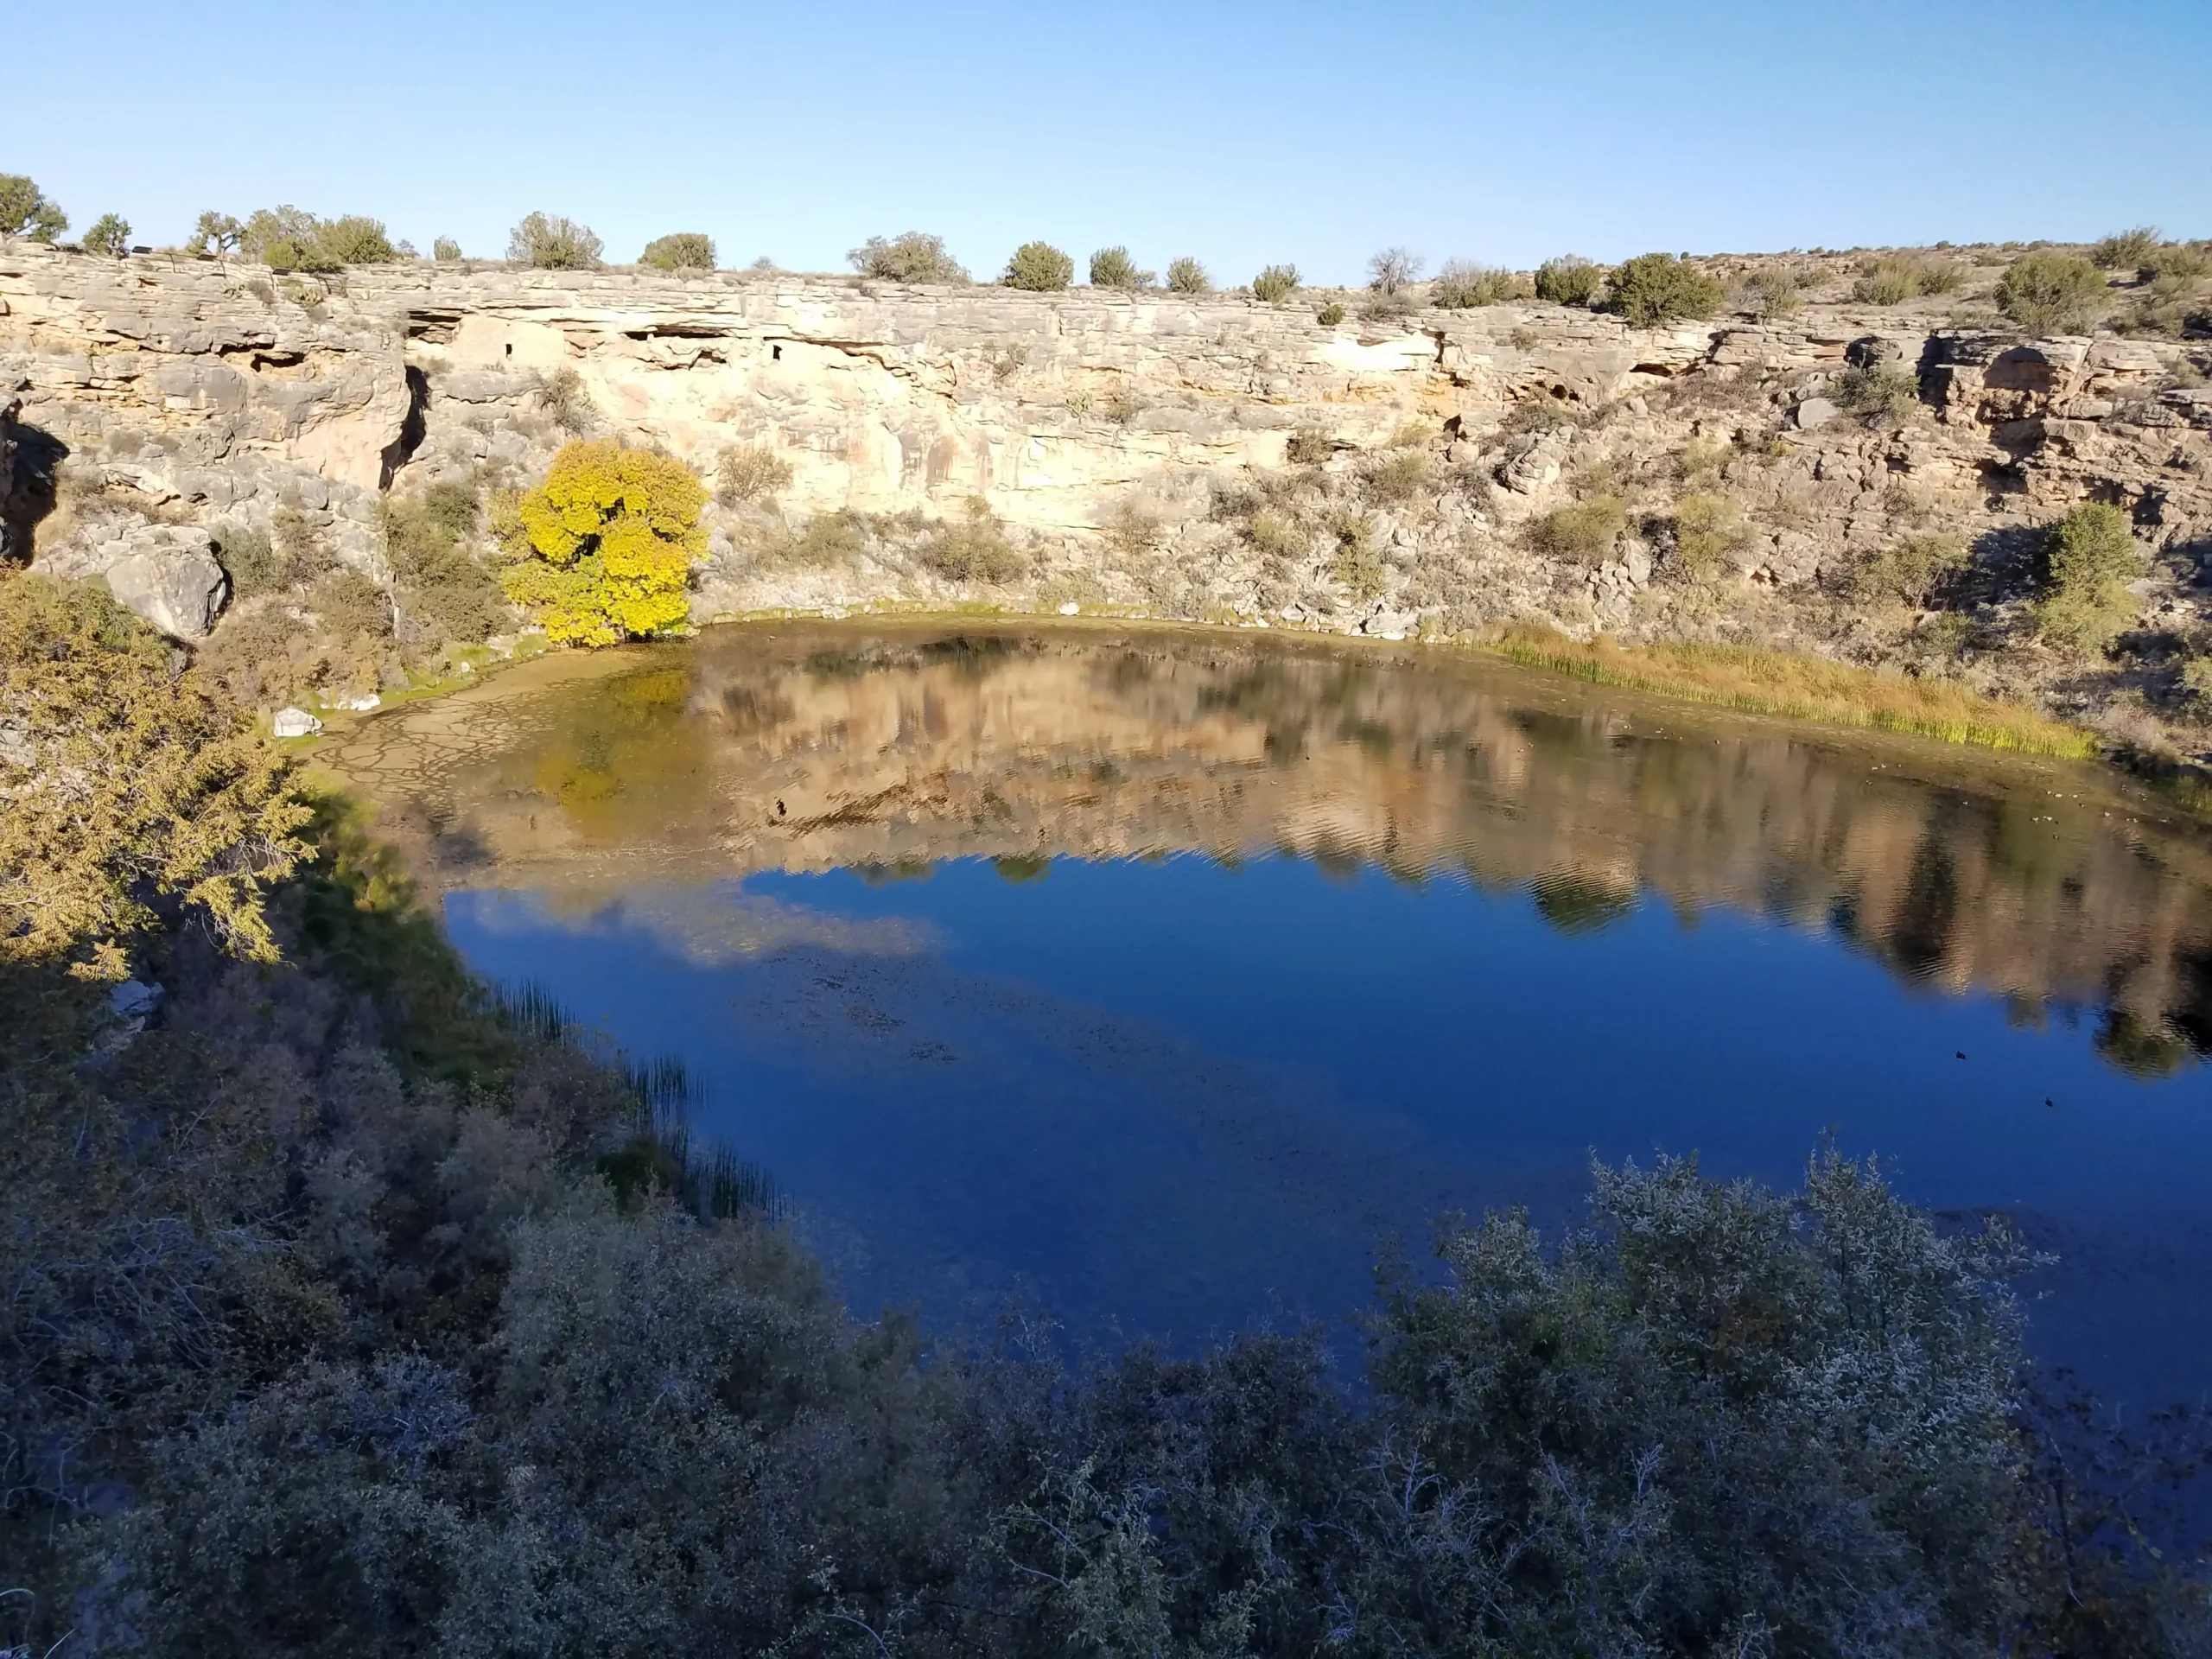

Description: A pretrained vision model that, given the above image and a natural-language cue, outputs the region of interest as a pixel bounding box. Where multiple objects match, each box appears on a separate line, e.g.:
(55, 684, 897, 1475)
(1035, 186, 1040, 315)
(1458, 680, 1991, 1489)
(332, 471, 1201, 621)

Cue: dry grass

(1481, 625, 2095, 758)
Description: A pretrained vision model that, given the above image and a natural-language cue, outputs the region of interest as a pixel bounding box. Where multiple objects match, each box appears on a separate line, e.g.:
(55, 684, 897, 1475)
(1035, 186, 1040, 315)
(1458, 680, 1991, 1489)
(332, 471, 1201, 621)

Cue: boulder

(1362, 609, 1419, 639)
(273, 707, 324, 738)
(99, 524, 230, 639)
(1795, 397, 1840, 430)
(1499, 433, 1567, 493)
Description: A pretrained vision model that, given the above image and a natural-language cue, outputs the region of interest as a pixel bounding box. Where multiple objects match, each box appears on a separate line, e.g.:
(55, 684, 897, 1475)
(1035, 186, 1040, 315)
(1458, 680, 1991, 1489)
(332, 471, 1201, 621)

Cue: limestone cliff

(3, 240, 2209, 735)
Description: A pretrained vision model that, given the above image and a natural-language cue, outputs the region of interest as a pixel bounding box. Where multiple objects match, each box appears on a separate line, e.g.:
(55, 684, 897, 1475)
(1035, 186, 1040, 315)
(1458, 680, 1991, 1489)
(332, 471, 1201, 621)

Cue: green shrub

(1361, 448, 1430, 504)
(310, 567, 397, 648)
(1855, 532, 1970, 606)
(1251, 263, 1300, 303)
(508, 212, 603, 270)
(848, 231, 967, 283)
(432, 236, 461, 262)
(317, 215, 396, 264)
(781, 509, 871, 565)
(1671, 492, 1749, 575)
(2036, 500, 2144, 652)
(1001, 240, 1073, 290)
(83, 213, 132, 258)
(212, 523, 283, 598)
(1533, 255, 1602, 306)
(188, 211, 241, 257)
(2143, 241, 2208, 280)
(0, 574, 308, 976)
(242, 205, 330, 271)
(1165, 255, 1209, 294)
(1247, 508, 1305, 559)
(1286, 427, 1332, 464)
(1851, 254, 1967, 306)
(918, 498, 1026, 583)
(1916, 257, 1967, 294)
(1676, 437, 1730, 478)
(238, 206, 394, 270)
(639, 232, 715, 271)
(1431, 258, 1517, 308)
(1834, 359, 1923, 422)
(270, 507, 338, 583)
(1329, 515, 1386, 599)
(715, 442, 794, 506)
(2117, 272, 2202, 338)
(1995, 252, 2107, 333)
(0, 172, 67, 242)
(1089, 245, 1154, 289)
(1605, 253, 1725, 325)
(2089, 226, 2162, 270)
(2181, 652, 2212, 709)
(1316, 300, 1346, 326)
(1852, 257, 1920, 306)
(383, 480, 503, 644)
(1529, 495, 1628, 563)
(1102, 499, 1163, 560)
(537, 366, 594, 434)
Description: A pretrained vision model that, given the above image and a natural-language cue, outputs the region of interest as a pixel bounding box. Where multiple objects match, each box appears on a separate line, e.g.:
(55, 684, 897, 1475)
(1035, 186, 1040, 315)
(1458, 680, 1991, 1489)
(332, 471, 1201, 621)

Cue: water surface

(328, 623, 2212, 1404)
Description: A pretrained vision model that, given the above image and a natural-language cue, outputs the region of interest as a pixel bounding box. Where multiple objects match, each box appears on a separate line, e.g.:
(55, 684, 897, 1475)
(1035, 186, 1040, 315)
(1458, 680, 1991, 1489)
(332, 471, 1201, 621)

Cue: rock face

(41, 521, 229, 637)
(0, 398, 20, 561)
(2, 238, 2208, 664)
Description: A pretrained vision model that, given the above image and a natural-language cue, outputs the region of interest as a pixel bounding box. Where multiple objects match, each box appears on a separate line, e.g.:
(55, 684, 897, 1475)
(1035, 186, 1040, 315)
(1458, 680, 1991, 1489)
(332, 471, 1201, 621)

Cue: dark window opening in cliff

(504, 343, 512, 357)
(772, 344, 783, 361)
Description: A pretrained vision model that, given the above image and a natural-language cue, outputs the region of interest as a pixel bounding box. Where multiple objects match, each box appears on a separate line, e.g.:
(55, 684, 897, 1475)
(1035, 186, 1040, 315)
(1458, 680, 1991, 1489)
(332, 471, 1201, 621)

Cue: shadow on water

(489, 979, 785, 1224)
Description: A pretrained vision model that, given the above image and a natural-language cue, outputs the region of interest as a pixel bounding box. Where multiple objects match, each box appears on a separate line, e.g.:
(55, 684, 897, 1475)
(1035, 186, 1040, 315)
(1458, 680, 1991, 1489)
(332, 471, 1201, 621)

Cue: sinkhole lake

(327, 622, 2212, 1408)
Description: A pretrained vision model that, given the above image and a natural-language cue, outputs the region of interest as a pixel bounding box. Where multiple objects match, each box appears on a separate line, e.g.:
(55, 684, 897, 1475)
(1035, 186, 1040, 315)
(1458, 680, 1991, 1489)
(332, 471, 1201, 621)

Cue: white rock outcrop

(40, 521, 230, 638)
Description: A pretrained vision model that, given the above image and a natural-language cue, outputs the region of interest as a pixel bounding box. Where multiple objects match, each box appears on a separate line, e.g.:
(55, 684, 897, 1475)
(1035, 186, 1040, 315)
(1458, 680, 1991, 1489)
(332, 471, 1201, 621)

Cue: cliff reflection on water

(334, 622, 2212, 1077)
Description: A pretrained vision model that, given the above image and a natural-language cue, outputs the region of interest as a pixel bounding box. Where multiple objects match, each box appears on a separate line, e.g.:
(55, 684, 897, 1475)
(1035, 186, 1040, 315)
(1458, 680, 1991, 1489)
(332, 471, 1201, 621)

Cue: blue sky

(11, 0, 2206, 283)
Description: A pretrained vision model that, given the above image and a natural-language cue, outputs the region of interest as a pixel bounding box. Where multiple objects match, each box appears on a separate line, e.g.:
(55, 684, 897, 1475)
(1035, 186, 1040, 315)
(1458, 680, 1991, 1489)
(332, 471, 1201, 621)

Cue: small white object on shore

(273, 707, 323, 738)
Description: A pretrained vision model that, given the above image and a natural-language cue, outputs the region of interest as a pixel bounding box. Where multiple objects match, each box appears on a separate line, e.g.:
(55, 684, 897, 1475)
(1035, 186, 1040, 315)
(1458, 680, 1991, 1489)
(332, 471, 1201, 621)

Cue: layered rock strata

(2, 241, 2206, 680)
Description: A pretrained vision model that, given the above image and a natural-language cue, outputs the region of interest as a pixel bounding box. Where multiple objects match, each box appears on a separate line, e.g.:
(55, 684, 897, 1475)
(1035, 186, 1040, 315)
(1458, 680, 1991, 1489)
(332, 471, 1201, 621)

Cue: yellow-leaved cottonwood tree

(499, 441, 708, 646)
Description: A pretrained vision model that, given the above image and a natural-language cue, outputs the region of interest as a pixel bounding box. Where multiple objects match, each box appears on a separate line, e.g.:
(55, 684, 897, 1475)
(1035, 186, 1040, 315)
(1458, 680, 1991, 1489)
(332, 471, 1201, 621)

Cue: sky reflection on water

(327, 622, 2212, 1406)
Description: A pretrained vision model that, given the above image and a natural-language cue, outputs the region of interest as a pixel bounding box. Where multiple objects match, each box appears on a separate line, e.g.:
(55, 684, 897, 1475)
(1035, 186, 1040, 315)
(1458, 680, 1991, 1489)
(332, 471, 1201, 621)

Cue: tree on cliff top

(848, 231, 968, 284)
(509, 212, 604, 270)
(0, 573, 308, 978)
(1604, 251, 1726, 326)
(0, 173, 67, 243)
(83, 214, 133, 259)
(498, 442, 706, 646)
(237, 206, 396, 270)
(1089, 245, 1154, 289)
(1003, 240, 1074, 291)
(188, 211, 242, 257)
(640, 232, 715, 271)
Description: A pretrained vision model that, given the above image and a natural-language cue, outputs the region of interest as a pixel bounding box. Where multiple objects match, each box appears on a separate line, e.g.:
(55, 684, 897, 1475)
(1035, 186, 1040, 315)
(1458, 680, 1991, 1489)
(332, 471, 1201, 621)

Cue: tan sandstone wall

(3, 239, 2208, 652)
